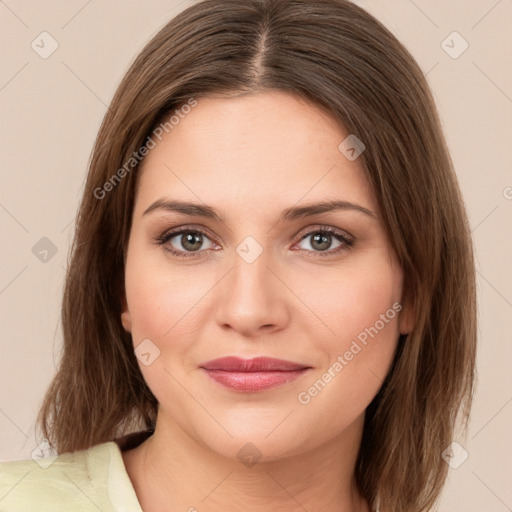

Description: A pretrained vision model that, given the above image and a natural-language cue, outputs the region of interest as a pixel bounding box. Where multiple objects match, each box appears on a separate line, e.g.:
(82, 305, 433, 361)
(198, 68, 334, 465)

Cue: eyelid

(156, 223, 353, 242)
(293, 224, 354, 243)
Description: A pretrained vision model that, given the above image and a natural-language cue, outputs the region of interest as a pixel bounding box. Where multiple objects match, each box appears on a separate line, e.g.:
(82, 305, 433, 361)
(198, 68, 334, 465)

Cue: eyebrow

(142, 199, 376, 221)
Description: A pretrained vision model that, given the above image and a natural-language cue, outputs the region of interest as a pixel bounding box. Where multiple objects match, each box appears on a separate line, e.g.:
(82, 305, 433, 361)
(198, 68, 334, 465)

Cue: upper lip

(199, 356, 311, 372)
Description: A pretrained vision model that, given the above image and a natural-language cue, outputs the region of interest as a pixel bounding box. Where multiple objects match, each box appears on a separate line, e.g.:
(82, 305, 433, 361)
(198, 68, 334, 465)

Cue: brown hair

(37, 1, 477, 510)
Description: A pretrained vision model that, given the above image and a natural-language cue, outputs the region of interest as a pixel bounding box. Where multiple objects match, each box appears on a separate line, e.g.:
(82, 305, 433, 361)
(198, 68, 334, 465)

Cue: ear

(398, 289, 416, 335)
(120, 291, 132, 333)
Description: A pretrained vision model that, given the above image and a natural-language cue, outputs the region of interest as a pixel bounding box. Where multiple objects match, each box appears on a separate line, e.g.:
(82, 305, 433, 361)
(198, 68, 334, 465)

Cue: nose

(213, 246, 291, 338)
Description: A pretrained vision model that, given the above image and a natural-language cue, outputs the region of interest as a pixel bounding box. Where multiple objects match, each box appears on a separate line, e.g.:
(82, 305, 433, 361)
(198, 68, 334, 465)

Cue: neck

(122, 412, 370, 512)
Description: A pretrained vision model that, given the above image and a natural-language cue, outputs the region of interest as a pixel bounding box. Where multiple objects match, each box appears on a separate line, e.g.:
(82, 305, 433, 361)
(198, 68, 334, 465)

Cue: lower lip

(202, 369, 310, 392)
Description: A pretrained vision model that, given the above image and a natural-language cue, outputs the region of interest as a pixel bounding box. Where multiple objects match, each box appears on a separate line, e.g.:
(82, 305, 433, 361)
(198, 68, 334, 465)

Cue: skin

(120, 90, 414, 512)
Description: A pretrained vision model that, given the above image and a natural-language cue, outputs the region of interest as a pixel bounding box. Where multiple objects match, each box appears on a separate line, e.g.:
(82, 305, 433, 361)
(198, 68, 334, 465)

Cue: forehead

(134, 91, 376, 217)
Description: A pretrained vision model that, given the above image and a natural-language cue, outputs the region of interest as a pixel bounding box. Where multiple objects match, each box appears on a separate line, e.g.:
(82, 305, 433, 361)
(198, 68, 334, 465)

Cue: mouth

(199, 356, 312, 392)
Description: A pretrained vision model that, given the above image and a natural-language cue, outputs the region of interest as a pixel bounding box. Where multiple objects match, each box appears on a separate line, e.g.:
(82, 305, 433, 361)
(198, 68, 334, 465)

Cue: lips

(200, 356, 310, 372)
(199, 356, 312, 392)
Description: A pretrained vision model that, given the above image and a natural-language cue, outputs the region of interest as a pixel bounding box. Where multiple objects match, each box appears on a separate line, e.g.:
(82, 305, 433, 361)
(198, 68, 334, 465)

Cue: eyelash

(155, 225, 355, 259)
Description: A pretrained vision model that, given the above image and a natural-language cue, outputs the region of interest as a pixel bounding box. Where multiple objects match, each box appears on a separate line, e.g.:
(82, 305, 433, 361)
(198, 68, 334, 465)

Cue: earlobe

(120, 293, 132, 333)
(398, 293, 416, 335)
(121, 310, 132, 332)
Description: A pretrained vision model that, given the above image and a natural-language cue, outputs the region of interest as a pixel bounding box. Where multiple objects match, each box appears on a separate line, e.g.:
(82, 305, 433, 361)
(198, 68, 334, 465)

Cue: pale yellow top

(0, 441, 143, 512)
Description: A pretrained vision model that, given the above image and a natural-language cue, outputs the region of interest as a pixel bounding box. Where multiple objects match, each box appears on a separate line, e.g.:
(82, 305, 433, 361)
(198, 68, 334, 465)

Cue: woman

(0, 0, 476, 511)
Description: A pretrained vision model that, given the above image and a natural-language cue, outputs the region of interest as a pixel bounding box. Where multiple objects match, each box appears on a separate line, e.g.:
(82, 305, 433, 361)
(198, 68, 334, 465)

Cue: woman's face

(121, 90, 413, 460)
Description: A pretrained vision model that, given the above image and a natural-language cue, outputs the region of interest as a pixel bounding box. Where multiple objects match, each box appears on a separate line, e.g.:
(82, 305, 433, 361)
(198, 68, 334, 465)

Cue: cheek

(296, 250, 402, 351)
(339, 267, 401, 344)
(294, 255, 402, 422)
(124, 241, 216, 354)
(123, 245, 212, 405)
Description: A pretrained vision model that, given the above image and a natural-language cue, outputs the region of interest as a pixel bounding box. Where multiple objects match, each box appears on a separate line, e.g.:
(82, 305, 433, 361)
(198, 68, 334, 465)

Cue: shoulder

(0, 441, 142, 512)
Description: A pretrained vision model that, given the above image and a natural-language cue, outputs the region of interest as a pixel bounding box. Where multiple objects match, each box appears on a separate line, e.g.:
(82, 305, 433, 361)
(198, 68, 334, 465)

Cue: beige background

(0, 0, 511, 510)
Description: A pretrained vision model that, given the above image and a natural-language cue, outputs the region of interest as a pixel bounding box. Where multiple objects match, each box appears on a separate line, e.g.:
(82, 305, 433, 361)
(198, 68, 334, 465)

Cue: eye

(155, 225, 354, 259)
(293, 226, 354, 257)
(156, 227, 218, 258)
